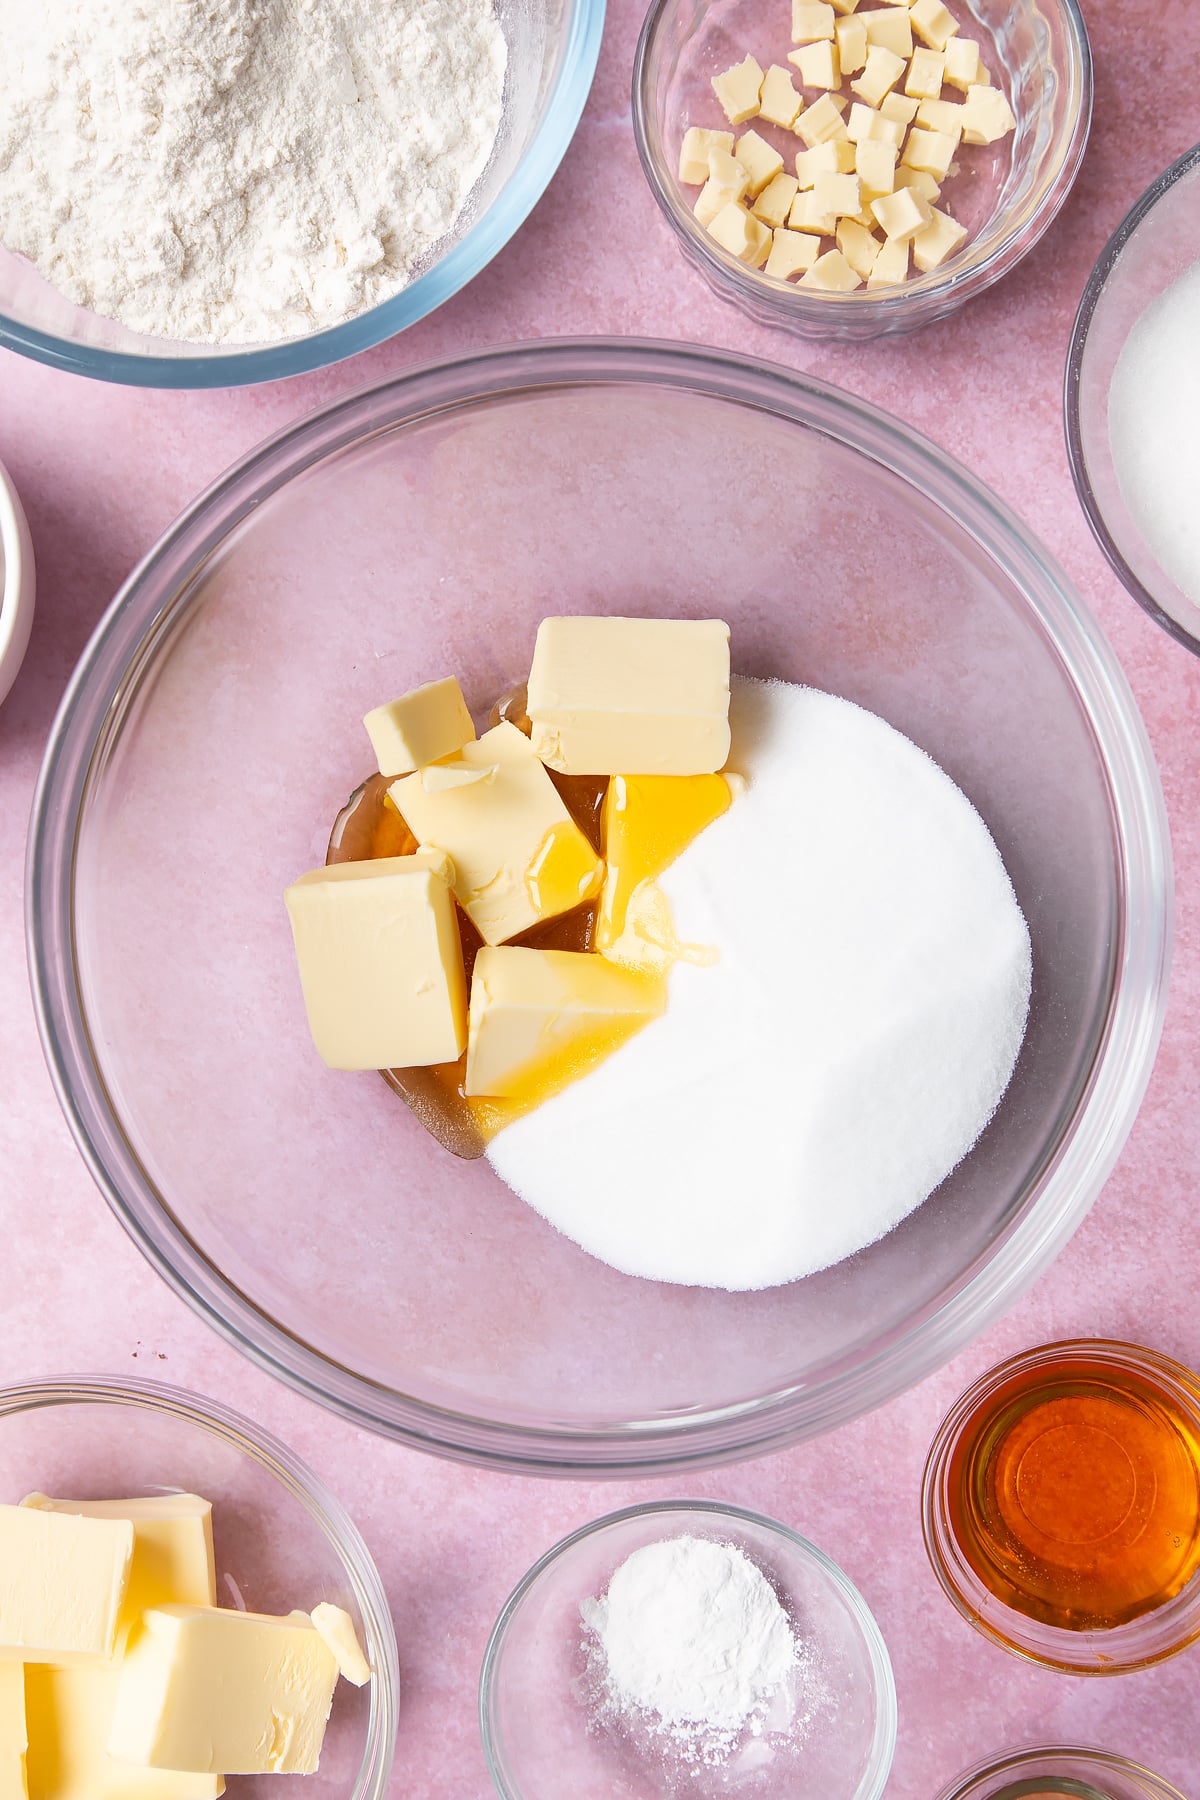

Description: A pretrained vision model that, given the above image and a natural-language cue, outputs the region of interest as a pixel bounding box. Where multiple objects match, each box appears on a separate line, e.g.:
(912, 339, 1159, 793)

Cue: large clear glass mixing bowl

(27, 340, 1170, 1473)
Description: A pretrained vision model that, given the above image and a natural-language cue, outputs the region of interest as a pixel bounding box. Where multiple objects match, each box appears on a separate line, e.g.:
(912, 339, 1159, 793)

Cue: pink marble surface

(2, 0, 1200, 1795)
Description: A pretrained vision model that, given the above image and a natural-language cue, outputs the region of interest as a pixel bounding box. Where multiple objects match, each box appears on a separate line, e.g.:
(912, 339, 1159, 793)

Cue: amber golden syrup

(946, 1351, 1200, 1632)
(326, 686, 608, 1160)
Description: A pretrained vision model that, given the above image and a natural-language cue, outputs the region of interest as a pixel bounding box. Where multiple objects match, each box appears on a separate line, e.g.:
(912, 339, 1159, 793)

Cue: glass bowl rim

(26, 334, 1171, 1475)
(933, 1740, 1190, 1800)
(1063, 139, 1200, 657)
(0, 1371, 399, 1799)
(478, 1496, 898, 1800)
(0, 0, 606, 390)
(921, 1337, 1200, 1674)
(631, 0, 1093, 332)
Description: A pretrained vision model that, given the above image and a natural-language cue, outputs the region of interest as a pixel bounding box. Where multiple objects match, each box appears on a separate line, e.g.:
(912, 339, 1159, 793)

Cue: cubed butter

(285, 852, 467, 1067)
(707, 199, 773, 266)
(794, 91, 850, 145)
(910, 0, 960, 50)
(961, 82, 1016, 143)
(25, 1668, 222, 1800)
(0, 1503, 132, 1664)
(799, 246, 863, 290)
(464, 948, 664, 1099)
(362, 677, 474, 778)
(870, 186, 933, 240)
(526, 617, 731, 777)
(868, 233, 911, 284)
(791, 0, 835, 41)
(943, 36, 983, 91)
(108, 1607, 338, 1777)
(757, 64, 803, 128)
(711, 55, 763, 125)
(788, 39, 839, 89)
(752, 171, 801, 229)
(20, 1493, 216, 1654)
(309, 1604, 372, 1689)
(912, 203, 968, 270)
(391, 723, 603, 945)
(0, 1666, 25, 1800)
(850, 44, 905, 106)
(905, 47, 945, 99)
(861, 7, 912, 58)
(734, 129, 785, 197)
(765, 226, 822, 279)
(677, 125, 734, 184)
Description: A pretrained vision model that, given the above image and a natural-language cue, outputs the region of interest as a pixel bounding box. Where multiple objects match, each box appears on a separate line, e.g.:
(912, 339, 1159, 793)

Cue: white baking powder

(581, 1536, 801, 1768)
(1108, 256, 1200, 607)
(488, 678, 1032, 1289)
(0, 0, 506, 344)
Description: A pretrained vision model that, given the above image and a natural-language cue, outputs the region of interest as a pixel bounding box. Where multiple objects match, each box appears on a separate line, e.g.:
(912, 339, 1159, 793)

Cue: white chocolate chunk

(870, 185, 933, 240)
(752, 171, 801, 228)
(861, 8, 913, 58)
(794, 91, 850, 144)
(910, 0, 960, 50)
(708, 199, 773, 265)
(912, 203, 968, 270)
(894, 165, 942, 203)
(879, 90, 920, 125)
(901, 125, 959, 178)
(854, 136, 897, 193)
(765, 226, 822, 278)
(789, 39, 840, 89)
(813, 169, 862, 216)
(694, 149, 750, 225)
(789, 188, 837, 233)
(791, 0, 835, 41)
(758, 64, 803, 128)
(847, 102, 905, 148)
(799, 246, 862, 290)
(678, 126, 734, 184)
(735, 129, 785, 197)
(850, 43, 905, 106)
(943, 36, 983, 92)
(961, 83, 1016, 143)
(836, 216, 881, 278)
(915, 97, 966, 133)
(834, 15, 868, 73)
(712, 55, 763, 125)
(905, 47, 945, 99)
(363, 677, 475, 778)
(796, 140, 857, 183)
(868, 232, 911, 283)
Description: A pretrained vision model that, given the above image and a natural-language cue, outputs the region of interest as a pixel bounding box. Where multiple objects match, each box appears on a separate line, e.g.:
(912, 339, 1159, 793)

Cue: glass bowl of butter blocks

(28, 338, 1168, 1474)
(633, 0, 1092, 338)
(0, 1376, 397, 1799)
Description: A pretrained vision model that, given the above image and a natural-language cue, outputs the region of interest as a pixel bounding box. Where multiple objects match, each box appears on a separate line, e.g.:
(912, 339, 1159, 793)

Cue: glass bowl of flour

(1066, 142, 1200, 655)
(28, 339, 1169, 1471)
(480, 1500, 896, 1799)
(0, 0, 604, 387)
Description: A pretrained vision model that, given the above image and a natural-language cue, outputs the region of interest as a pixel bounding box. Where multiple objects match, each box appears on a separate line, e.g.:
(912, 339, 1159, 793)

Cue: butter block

(711, 55, 763, 125)
(678, 126, 734, 184)
(109, 1606, 339, 1777)
(362, 677, 474, 778)
(0, 1503, 132, 1664)
(392, 722, 603, 944)
(310, 1604, 371, 1689)
(0, 1665, 26, 1800)
(526, 617, 731, 777)
(465, 948, 664, 1099)
(25, 1668, 222, 1800)
(21, 1494, 216, 1654)
(284, 852, 467, 1068)
(765, 226, 822, 280)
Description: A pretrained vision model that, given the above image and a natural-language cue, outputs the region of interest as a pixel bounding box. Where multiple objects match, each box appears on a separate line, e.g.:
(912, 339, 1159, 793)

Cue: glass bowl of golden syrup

(922, 1340, 1200, 1672)
(934, 1743, 1188, 1800)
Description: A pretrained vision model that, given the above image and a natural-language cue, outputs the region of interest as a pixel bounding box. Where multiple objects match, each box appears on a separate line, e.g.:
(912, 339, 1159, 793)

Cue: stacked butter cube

(682, 0, 1015, 289)
(0, 1495, 369, 1797)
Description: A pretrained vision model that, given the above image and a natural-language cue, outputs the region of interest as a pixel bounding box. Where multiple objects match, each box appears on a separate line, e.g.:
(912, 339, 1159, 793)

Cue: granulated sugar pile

(0, 0, 506, 344)
(488, 677, 1032, 1289)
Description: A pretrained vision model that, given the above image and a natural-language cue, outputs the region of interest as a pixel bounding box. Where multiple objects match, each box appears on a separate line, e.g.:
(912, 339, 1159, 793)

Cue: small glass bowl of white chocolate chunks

(682, 0, 1015, 290)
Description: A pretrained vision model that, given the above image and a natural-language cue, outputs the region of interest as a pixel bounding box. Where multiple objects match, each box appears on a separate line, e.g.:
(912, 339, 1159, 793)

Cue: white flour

(0, 0, 507, 344)
(581, 1536, 801, 1769)
(488, 678, 1032, 1289)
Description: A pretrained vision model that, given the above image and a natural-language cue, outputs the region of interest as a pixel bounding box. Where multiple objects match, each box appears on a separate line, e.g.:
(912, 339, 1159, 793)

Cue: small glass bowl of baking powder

(934, 1743, 1189, 1800)
(1066, 142, 1200, 655)
(634, 0, 1092, 340)
(480, 1499, 896, 1799)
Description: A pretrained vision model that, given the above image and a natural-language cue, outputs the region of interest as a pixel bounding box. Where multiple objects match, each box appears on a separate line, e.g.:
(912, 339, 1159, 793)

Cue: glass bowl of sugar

(1066, 142, 1200, 654)
(480, 1500, 896, 1800)
(27, 338, 1169, 1472)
